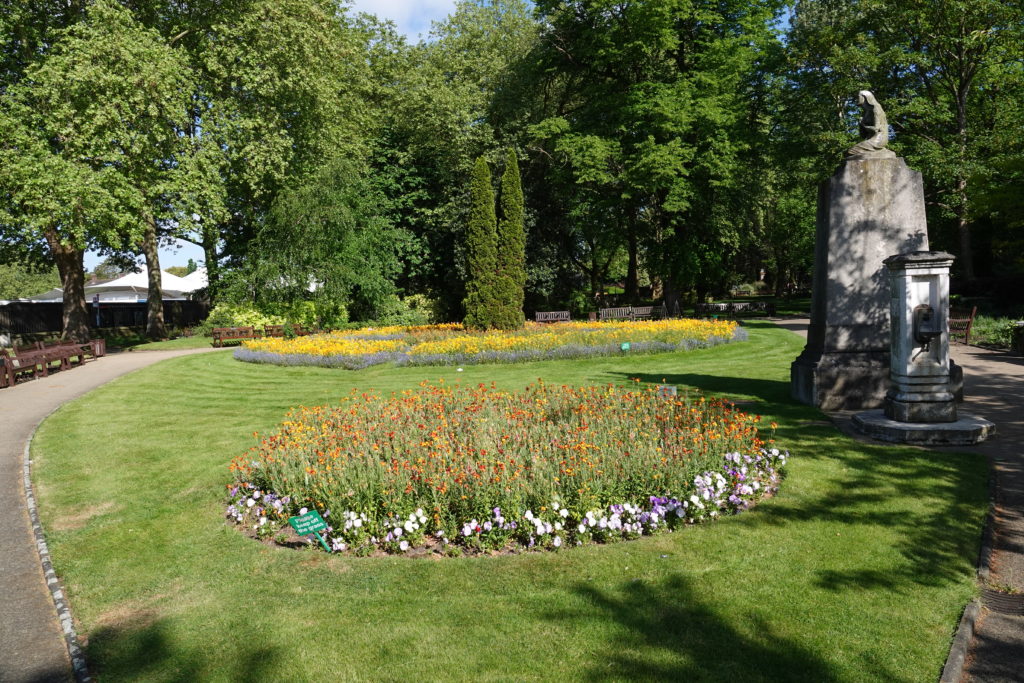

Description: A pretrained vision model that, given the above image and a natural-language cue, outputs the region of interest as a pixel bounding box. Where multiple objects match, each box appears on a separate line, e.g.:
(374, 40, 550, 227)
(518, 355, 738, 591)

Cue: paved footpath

(775, 319, 1024, 682)
(0, 348, 221, 683)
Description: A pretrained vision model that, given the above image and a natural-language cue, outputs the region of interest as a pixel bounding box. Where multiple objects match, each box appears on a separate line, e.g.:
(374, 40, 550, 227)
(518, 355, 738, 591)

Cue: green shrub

(368, 294, 437, 326)
(261, 300, 348, 331)
(970, 315, 1022, 348)
(193, 304, 285, 336)
(732, 281, 766, 296)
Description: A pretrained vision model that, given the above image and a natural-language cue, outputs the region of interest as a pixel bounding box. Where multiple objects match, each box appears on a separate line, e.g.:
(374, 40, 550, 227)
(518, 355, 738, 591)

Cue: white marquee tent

(28, 270, 205, 303)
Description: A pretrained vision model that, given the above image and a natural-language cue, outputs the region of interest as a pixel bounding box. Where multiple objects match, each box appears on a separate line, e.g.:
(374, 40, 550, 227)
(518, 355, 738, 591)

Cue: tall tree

(787, 0, 1024, 281)
(371, 0, 539, 320)
(527, 0, 781, 309)
(463, 156, 501, 329)
(0, 262, 60, 300)
(0, 0, 192, 339)
(496, 148, 526, 326)
(241, 156, 410, 323)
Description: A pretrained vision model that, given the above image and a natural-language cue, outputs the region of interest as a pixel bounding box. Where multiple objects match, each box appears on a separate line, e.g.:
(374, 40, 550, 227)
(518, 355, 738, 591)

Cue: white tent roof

(84, 270, 192, 296)
(178, 267, 208, 293)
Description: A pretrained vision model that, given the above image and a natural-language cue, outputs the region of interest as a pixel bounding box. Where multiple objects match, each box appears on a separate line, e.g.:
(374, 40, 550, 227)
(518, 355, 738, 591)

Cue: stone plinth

(852, 410, 995, 446)
(792, 157, 929, 410)
(883, 251, 957, 422)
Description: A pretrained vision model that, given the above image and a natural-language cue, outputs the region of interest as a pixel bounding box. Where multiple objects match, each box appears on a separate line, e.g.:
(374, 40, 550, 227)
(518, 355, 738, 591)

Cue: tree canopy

(2, 0, 1022, 337)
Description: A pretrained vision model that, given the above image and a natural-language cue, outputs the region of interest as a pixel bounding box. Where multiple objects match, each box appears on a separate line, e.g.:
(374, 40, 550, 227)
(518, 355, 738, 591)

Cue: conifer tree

(463, 156, 500, 329)
(495, 148, 526, 328)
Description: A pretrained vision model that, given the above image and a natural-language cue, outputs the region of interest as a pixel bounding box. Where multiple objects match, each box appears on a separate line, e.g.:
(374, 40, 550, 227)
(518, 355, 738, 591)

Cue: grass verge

(33, 321, 986, 681)
(121, 335, 215, 351)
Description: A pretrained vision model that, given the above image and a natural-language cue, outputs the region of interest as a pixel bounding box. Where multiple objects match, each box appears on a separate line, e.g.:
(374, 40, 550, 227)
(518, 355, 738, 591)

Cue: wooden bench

(2, 346, 51, 382)
(631, 306, 656, 320)
(211, 326, 259, 347)
(948, 306, 977, 345)
(38, 337, 104, 362)
(599, 306, 633, 321)
(36, 340, 87, 371)
(263, 324, 313, 338)
(535, 311, 571, 323)
(1, 338, 106, 389)
(598, 306, 663, 322)
(695, 301, 776, 317)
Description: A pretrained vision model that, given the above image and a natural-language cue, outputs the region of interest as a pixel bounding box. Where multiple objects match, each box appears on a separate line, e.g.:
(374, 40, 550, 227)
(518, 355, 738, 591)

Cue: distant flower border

(234, 327, 748, 370)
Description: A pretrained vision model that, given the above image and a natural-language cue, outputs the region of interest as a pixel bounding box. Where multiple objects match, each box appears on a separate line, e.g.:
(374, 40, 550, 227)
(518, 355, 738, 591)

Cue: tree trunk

(202, 222, 219, 304)
(140, 216, 167, 339)
(955, 178, 974, 281)
(624, 227, 639, 303)
(662, 276, 680, 318)
(955, 75, 975, 281)
(44, 229, 90, 342)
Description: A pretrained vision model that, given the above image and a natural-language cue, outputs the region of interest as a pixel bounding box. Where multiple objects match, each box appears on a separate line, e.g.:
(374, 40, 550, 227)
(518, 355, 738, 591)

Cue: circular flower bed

(233, 319, 746, 369)
(226, 381, 788, 555)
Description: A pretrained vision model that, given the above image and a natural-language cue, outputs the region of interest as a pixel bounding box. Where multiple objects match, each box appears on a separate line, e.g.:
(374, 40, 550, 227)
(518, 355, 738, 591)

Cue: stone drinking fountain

(853, 251, 994, 445)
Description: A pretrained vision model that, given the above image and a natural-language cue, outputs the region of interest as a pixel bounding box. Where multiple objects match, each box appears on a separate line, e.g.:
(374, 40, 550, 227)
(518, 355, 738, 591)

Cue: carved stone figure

(845, 90, 896, 159)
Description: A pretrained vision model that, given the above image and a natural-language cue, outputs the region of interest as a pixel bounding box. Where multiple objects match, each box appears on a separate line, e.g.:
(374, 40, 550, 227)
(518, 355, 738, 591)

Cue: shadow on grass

(551, 574, 859, 682)
(614, 369, 987, 595)
(618, 370, 809, 424)
(86, 617, 280, 681)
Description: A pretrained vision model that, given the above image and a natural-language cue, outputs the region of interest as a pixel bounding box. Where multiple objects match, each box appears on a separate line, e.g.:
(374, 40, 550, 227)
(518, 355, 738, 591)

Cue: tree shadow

(609, 368, 987, 594)
(549, 574, 884, 682)
(84, 616, 281, 682)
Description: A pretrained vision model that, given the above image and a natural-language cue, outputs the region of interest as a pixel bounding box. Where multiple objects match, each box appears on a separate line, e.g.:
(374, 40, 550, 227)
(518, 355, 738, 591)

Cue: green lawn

(32, 322, 986, 681)
(119, 335, 215, 351)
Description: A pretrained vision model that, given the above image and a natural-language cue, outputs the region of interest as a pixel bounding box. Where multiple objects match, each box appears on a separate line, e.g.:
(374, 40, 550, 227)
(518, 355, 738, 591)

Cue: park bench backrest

(631, 306, 655, 319)
(948, 306, 977, 345)
(599, 307, 633, 321)
(211, 326, 258, 347)
(535, 311, 571, 323)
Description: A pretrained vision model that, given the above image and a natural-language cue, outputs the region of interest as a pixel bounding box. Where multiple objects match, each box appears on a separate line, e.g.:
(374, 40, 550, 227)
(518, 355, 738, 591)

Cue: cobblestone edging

(23, 410, 92, 683)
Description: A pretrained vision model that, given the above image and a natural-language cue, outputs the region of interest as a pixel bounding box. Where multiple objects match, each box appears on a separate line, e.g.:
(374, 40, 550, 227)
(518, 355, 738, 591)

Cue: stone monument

(852, 251, 994, 445)
(791, 90, 930, 410)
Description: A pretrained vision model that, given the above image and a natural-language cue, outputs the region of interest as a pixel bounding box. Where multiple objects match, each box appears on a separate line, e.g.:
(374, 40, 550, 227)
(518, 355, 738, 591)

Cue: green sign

(620, 342, 631, 352)
(289, 510, 331, 551)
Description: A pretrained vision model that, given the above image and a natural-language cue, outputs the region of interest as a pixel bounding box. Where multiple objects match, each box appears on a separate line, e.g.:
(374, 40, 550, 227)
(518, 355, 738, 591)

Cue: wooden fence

(0, 301, 210, 338)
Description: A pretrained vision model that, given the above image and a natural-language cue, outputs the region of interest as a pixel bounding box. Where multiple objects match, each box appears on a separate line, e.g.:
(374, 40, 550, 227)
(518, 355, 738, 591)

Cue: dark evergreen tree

(463, 156, 500, 329)
(495, 148, 526, 328)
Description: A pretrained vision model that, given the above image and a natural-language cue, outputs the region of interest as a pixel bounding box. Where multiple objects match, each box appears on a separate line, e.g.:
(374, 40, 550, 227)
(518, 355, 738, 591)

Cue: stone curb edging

(977, 467, 997, 586)
(939, 460, 998, 682)
(23, 407, 92, 683)
(940, 600, 980, 683)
